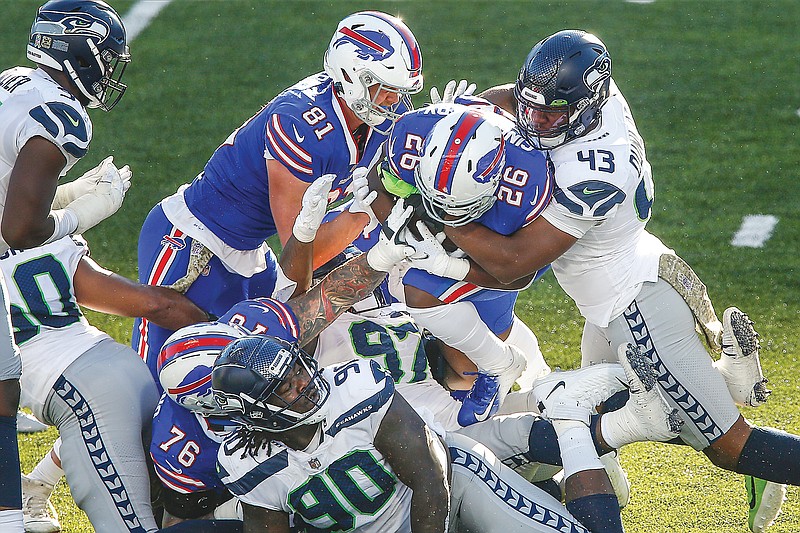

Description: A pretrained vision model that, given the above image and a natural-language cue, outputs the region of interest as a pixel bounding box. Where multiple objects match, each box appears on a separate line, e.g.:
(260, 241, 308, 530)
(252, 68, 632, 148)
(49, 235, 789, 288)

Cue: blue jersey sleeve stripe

(152, 460, 207, 493)
(28, 106, 59, 137)
(224, 449, 290, 497)
(261, 299, 299, 340)
(266, 116, 313, 175)
(325, 376, 394, 437)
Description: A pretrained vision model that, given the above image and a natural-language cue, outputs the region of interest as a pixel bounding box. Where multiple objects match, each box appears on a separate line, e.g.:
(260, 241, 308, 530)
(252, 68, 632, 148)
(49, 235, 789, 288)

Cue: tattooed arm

(288, 254, 387, 346)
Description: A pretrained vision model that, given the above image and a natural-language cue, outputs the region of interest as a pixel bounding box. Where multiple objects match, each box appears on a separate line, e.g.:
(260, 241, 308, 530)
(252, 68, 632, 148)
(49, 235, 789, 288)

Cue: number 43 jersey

(542, 80, 670, 327)
(0, 236, 109, 417)
(218, 359, 414, 533)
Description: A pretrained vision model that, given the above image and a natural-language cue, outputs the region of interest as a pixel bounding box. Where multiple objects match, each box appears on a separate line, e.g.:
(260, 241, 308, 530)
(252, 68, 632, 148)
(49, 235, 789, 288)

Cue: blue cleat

(457, 371, 501, 427)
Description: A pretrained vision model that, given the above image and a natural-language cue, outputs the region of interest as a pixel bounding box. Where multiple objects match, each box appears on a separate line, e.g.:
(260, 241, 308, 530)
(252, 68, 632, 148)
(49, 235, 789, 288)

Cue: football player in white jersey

(0, 1, 132, 528)
(420, 30, 791, 531)
(3, 235, 208, 532)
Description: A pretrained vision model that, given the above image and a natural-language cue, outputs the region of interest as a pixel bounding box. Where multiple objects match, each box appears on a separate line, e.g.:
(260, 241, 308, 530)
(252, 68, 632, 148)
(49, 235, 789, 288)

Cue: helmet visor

(517, 101, 571, 139)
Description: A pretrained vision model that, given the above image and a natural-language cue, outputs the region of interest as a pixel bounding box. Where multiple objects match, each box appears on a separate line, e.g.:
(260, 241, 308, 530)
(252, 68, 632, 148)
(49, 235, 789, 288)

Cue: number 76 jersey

(218, 359, 414, 533)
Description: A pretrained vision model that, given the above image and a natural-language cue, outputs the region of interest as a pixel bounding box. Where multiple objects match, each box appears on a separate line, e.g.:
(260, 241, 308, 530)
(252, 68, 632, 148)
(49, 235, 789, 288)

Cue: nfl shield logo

(308, 458, 321, 469)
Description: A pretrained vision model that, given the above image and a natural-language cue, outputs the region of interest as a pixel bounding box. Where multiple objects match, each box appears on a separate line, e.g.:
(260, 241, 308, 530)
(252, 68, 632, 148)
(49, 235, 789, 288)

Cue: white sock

(29, 446, 63, 488)
(409, 302, 514, 374)
(0, 510, 24, 530)
(552, 419, 605, 479)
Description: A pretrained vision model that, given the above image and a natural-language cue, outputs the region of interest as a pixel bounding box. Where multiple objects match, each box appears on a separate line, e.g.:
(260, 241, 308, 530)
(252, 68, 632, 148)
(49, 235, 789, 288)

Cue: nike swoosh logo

(582, 187, 605, 195)
(473, 389, 499, 422)
(748, 477, 757, 510)
(292, 124, 305, 143)
(545, 381, 566, 400)
(165, 460, 183, 475)
(65, 112, 80, 127)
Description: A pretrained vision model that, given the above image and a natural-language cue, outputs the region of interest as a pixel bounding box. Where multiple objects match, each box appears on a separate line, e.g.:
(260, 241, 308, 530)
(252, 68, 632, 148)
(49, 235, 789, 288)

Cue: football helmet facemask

(514, 29, 611, 149)
(324, 11, 423, 132)
(27, 0, 130, 111)
(415, 106, 506, 227)
(212, 335, 331, 432)
(158, 322, 245, 417)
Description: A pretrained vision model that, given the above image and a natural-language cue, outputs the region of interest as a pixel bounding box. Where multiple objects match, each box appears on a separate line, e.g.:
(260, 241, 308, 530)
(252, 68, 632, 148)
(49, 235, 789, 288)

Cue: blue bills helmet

(158, 322, 245, 417)
(415, 106, 506, 227)
(324, 11, 423, 129)
(212, 335, 331, 432)
(27, 0, 130, 111)
(515, 30, 611, 149)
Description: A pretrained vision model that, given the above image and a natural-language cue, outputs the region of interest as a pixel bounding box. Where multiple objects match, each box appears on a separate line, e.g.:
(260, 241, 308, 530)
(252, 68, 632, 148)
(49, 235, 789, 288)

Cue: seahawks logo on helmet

(32, 15, 109, 41)
(333, 27, 395, 61)
(584, 53, 611, 93)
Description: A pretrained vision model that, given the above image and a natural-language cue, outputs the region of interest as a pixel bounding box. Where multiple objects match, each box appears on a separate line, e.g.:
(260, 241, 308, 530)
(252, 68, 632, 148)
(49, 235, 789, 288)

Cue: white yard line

(124, 0, 173, 43)
(731, 215, 778, 248)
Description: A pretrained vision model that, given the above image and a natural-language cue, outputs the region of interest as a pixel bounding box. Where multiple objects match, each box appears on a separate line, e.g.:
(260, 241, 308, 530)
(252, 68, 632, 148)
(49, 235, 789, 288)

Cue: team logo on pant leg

(623, 301, 723, 443)
(54, 376, 147, 532)
(161, 234, 186, 251)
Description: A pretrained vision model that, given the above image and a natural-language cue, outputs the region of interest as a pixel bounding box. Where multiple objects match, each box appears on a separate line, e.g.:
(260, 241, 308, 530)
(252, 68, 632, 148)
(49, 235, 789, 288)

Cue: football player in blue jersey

(0, 1, 133, 528)
(133, 11, 424, 387)
(149, 189, 416, 527)
(425, 30, 792, 532)
(364, 103, 555, 423)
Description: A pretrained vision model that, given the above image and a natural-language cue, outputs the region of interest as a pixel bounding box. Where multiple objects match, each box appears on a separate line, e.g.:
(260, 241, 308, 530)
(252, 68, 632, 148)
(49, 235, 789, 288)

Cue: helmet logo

(334, 26, 394, 61)
(61, 15, 108, 40)
(584, 54, 611, 92)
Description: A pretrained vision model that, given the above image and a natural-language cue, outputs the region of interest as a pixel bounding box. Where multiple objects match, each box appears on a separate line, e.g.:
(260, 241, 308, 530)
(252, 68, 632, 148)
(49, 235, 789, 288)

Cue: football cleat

(599, 343, 684, 448)
(599, 451, 630, 509)
(532, 362, 627, 425)
(495, 344, 528, 408)
(715, 307, 771, 407)
(17, 411, 48, 433)
(22, 474, 60, 533)
(746, 476, 786, 532)
(457, 371, 500, 427)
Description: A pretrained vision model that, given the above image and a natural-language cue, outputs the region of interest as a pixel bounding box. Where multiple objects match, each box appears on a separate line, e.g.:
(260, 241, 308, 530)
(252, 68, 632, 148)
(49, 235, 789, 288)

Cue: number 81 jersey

(218, 359, 414, 532)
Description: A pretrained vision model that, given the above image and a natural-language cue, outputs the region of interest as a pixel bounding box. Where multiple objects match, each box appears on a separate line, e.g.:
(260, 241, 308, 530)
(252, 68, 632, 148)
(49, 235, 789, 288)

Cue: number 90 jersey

(540, 80, 669, 327)
(218, 359, 413, 533)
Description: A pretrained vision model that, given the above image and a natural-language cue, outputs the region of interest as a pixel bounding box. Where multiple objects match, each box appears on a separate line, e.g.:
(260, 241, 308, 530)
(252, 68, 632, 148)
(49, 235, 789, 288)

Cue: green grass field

(5, 0, 800, 531)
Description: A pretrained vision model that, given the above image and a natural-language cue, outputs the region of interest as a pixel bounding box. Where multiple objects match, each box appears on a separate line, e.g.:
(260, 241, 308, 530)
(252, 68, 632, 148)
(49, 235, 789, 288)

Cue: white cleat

(715, 307, 771, 407)
(493, 344, 528, 408)
(532, 362, 628, 425)
(22, 475, 60, 533)
(600, 344, 684, 448)
(17, 411, 48, 433)
(599, 451, 630, 509)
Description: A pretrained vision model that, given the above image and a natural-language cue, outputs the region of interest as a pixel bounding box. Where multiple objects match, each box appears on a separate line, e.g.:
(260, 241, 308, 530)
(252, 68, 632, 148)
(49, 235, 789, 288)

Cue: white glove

(404, 221, 470, 280)
(292, 174, 335, 243)
(429, 79, 477, 104)
(366, 198, 415, 272)
(347, 167, 379, 237)
(52, 156, 120, 209)
(63, 157, 132, 234)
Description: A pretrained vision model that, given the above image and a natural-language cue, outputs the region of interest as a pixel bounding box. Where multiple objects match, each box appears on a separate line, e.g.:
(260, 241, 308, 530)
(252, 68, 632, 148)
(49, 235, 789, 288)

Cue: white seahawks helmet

(415, 107, 506, 227)
(324, 11, 423, 129)
(158, 322, 245, 417)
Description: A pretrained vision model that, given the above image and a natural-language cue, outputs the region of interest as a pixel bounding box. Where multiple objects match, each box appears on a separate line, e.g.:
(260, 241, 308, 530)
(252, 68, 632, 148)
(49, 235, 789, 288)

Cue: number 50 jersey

(218, 359, 413, 533)
(0, 236, 109, 419)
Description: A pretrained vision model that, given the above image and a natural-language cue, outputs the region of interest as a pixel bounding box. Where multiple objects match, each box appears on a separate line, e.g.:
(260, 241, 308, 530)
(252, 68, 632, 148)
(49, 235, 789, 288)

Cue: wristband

(44, 209, 79, 244)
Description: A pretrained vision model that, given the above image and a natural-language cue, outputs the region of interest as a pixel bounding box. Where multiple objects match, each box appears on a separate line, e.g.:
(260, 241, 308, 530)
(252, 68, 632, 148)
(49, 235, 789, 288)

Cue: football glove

(429, 79, 477, 104)
(52, 155, 120, 209)
(292, 174, 335, 243)
(64, 157, 131, 234)
(366, 198, 415, 272)
(347, 167, 379, 237)
(404, 221, 470, 281)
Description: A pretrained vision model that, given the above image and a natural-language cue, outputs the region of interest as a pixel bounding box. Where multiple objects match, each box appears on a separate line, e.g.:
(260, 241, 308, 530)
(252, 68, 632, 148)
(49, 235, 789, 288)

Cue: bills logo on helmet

(333, 26, 395, 61)
(168, 362, 214, 407)
(584, 53, 611, 92)
(474, 137, 505, 184)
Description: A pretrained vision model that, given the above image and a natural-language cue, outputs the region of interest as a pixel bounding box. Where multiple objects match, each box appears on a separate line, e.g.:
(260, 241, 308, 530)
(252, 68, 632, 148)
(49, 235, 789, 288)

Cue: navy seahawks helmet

(212, 335, 331, 432)
(514, 30, 611, 149)
(27, 0, 130, 111)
